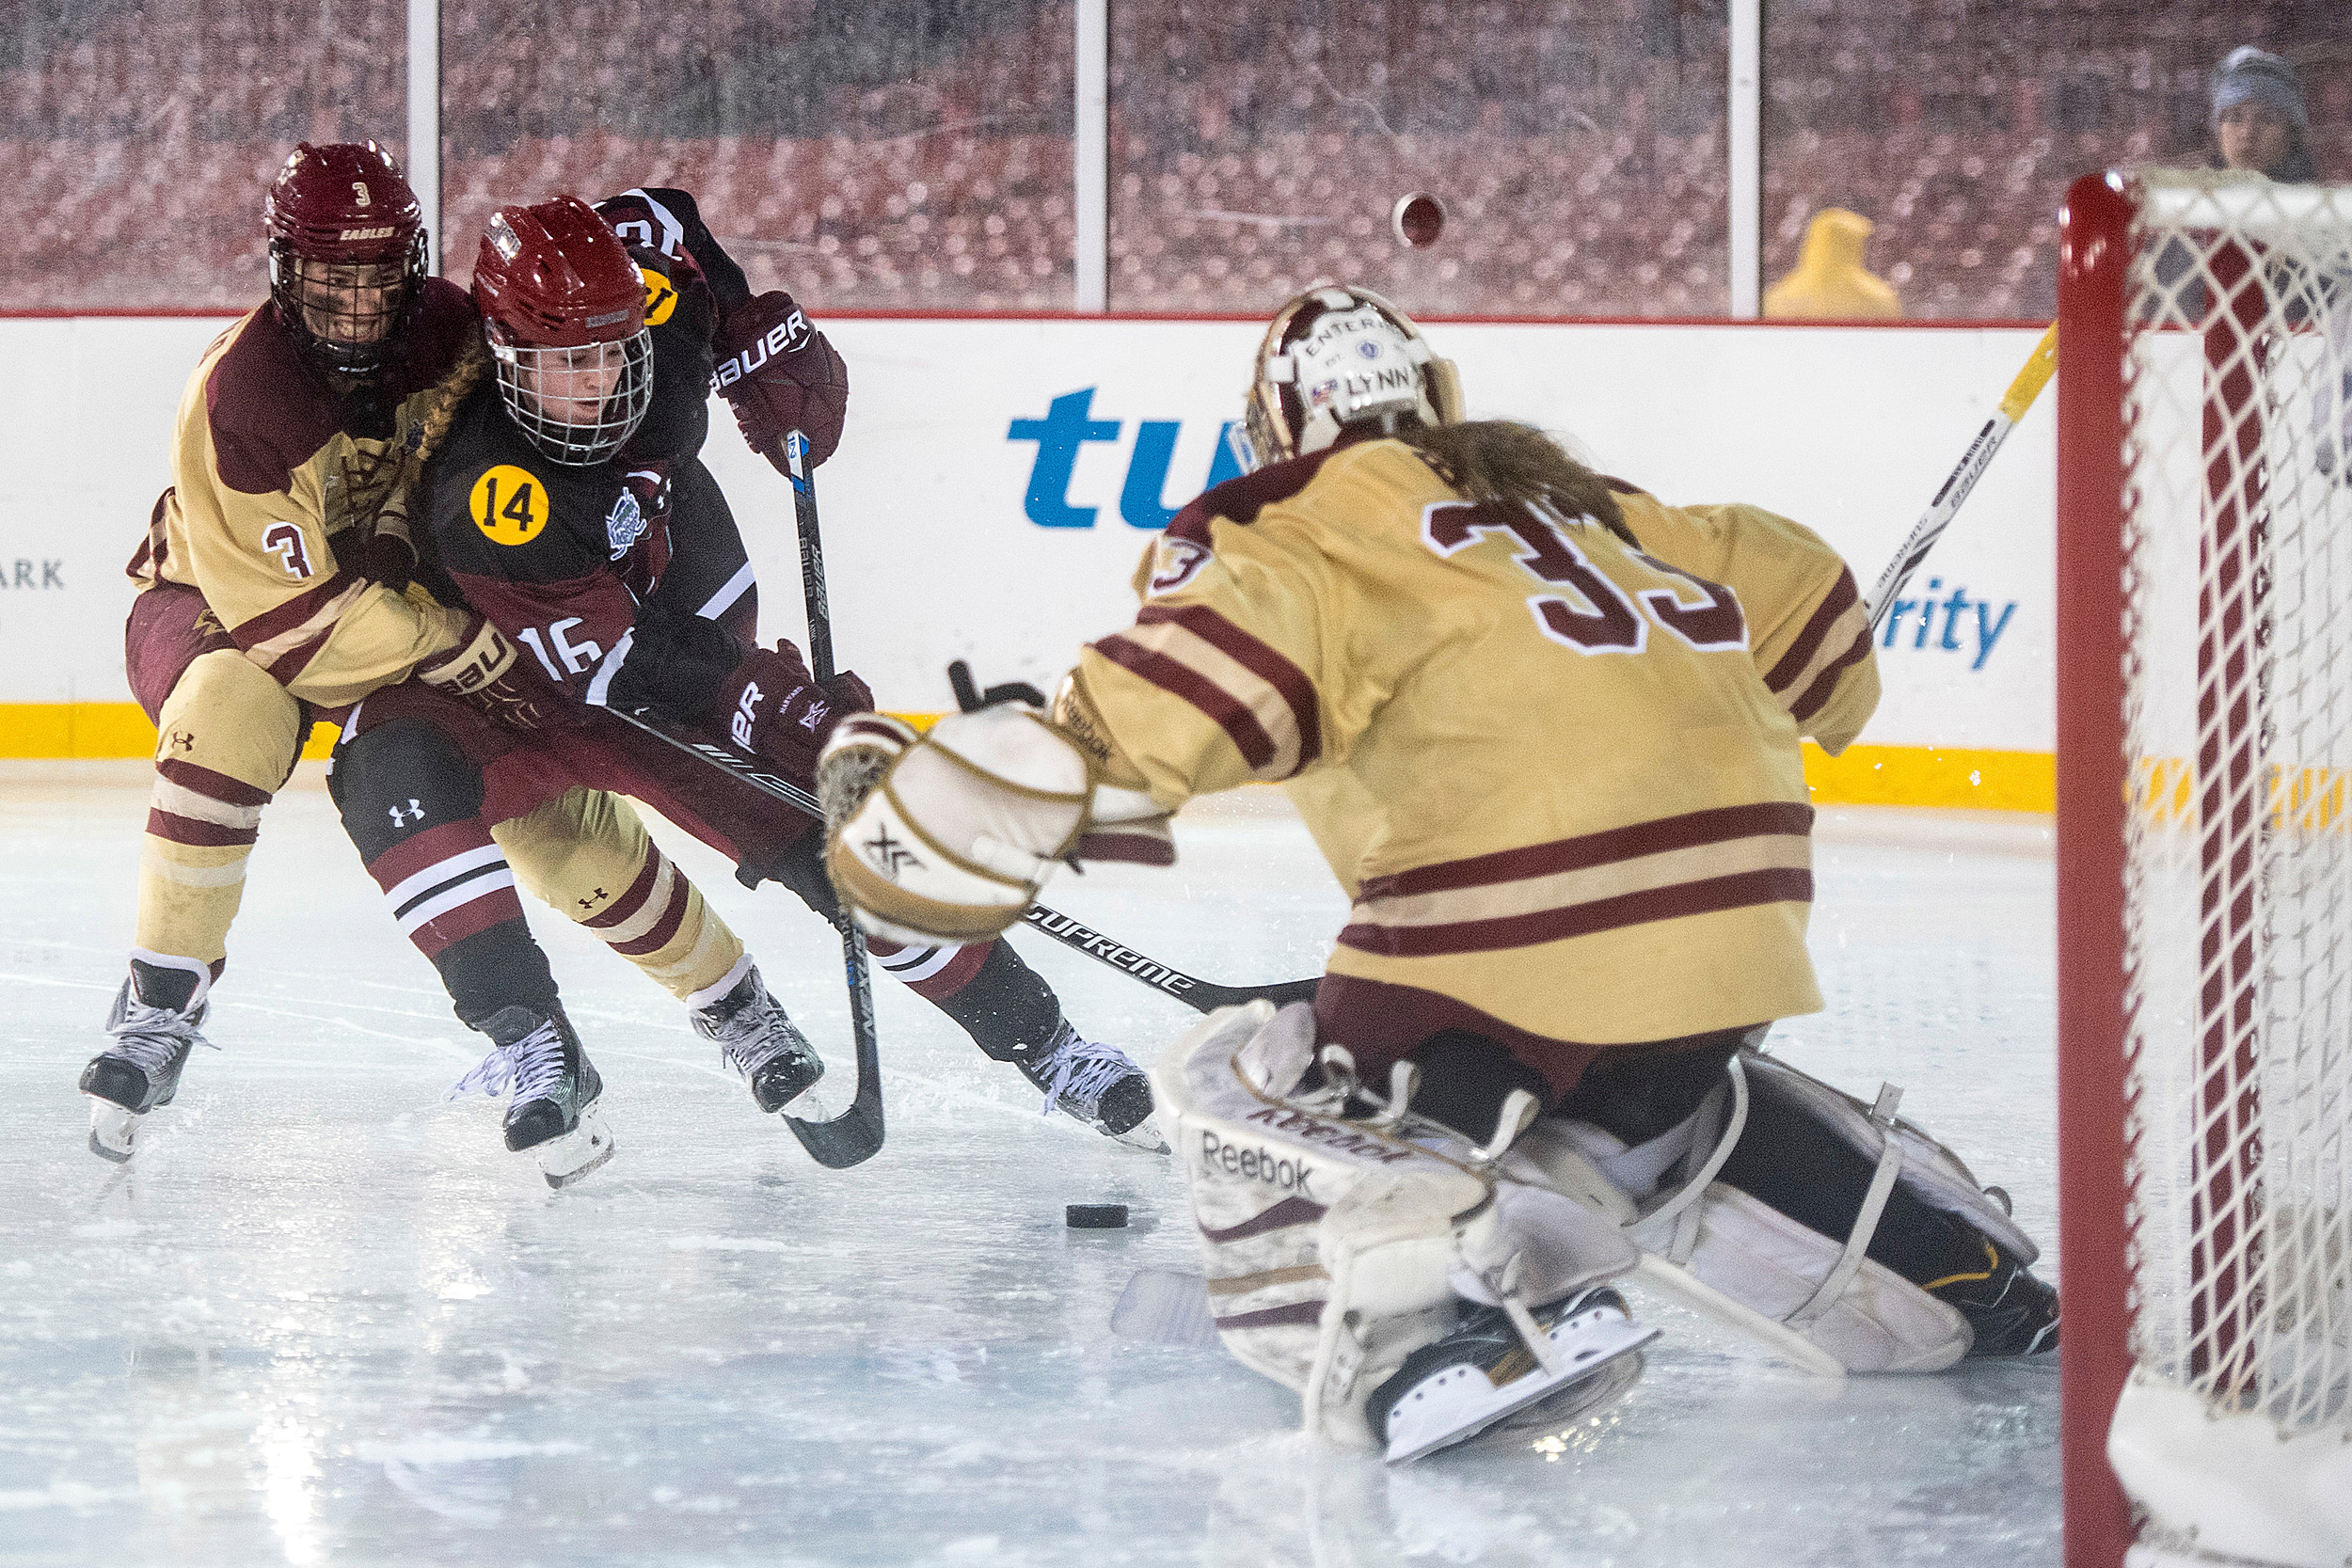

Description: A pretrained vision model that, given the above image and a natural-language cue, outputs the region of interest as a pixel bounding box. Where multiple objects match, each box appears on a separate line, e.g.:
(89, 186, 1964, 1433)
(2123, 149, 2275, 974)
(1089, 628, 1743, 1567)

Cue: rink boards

(0, 313, 2056, 808)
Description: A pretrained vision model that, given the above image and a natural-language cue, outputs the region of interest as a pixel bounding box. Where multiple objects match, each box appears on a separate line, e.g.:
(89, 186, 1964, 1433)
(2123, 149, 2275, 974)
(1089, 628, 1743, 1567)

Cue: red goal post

(2058, 169, 2352, 1568)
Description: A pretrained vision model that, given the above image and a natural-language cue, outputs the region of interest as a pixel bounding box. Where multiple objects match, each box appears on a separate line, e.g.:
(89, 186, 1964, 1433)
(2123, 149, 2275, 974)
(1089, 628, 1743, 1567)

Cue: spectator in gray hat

(2211, 45, 2316, 183)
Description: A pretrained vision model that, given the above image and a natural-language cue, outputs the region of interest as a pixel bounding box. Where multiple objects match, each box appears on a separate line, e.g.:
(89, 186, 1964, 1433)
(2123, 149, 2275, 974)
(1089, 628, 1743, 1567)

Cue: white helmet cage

(487, 323, 656, 467)
(1231, 284, 1465, 474)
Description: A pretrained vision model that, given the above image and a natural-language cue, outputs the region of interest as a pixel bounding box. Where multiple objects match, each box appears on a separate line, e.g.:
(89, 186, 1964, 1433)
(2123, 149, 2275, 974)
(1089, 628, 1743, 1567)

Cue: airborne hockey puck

(1066, 1204, 1129, 1229)
(1392, 192, 1446, 248)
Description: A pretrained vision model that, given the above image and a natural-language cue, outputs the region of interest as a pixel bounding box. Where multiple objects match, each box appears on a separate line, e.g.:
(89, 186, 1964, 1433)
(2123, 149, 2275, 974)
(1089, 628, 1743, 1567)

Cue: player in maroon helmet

(326, 194, 1162, 1172)
(84, 151, 802, 1176)
(264, 141, 433, 379)
(83, 141, 492, 1161)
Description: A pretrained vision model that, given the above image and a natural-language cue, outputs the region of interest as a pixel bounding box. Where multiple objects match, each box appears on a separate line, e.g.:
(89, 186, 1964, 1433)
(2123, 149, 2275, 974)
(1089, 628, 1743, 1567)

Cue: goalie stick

(1863, 322, 2058, 631)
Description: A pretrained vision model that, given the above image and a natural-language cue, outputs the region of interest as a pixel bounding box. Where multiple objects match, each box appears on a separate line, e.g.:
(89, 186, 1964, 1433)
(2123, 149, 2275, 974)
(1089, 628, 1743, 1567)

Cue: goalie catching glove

(816, 675, 1174, 947)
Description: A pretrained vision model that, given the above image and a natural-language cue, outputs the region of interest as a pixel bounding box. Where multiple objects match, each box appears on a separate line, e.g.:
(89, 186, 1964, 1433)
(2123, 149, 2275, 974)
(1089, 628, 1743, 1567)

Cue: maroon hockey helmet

(263, 141, 428, 376)
(472, 196, 654, 466)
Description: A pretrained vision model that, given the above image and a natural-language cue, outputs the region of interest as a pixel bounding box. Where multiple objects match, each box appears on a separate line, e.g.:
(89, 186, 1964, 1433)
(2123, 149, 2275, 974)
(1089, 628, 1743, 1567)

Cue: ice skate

(1370, 1287, 1657, 1465)
(1016, 1022, 1165, 1150)
(450, 1004, 615, 1189)
(1928, 1240, 2059, 1356)
(691, 963, 825, 1113)
(80, 963, 215, 1163)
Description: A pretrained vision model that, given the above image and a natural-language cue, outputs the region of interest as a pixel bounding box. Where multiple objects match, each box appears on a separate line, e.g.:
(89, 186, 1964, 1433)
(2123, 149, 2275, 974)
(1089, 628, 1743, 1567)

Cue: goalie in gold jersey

(818, 286, 2057, 1460)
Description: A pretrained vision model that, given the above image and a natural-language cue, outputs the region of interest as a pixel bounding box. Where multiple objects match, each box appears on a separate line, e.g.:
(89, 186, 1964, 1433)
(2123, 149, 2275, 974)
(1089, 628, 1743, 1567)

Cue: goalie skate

(1373, 1287, 1657, 1465)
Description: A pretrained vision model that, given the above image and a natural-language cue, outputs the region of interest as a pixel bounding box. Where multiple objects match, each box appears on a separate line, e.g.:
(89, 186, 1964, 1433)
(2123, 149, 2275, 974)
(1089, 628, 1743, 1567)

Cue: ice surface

(0, 762, 2059, 1566)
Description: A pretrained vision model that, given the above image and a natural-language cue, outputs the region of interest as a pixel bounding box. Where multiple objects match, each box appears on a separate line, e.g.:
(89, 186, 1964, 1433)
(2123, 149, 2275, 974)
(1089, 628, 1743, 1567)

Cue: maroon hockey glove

(712, 292, 850, 469)
(416, 614, 568, 732)
(711, 643, 866, 783)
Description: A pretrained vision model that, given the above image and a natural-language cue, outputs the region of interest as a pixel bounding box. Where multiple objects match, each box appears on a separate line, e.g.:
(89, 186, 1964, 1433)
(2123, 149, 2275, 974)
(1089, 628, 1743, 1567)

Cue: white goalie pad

(1739, 1051, 2038, 1266)
(1513, 1051, 1976, 1373)
(1150, 1003, 1639, 1449)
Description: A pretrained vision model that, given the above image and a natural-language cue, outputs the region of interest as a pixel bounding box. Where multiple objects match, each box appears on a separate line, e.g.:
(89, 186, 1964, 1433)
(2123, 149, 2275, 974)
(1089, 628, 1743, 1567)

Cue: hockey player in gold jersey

(818, 285, 2056, 1458)
(82, 147, 804, 1169)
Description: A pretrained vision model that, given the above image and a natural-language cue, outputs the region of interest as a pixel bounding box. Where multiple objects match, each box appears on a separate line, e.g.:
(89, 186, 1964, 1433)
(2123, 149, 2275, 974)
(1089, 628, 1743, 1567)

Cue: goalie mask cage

(2058, 169, 2352, 1568)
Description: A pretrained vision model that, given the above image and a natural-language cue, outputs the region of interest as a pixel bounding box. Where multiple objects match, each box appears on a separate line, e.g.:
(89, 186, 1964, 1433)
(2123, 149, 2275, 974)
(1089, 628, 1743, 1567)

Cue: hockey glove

(816, 682, 1175, 947)
(709, 644, 866, 783)
(416, 613, 565, 731)
(349, 501, 417, 594)
(712, 292, 849, 469)
(602, 600, 743, 720)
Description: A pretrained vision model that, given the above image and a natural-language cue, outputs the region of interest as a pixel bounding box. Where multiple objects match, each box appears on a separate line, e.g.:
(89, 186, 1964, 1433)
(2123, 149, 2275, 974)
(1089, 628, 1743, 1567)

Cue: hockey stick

(1016, 905, 1318, 1013)
(769, 428, 886, 1168)
(1862, 322, 2058, 631)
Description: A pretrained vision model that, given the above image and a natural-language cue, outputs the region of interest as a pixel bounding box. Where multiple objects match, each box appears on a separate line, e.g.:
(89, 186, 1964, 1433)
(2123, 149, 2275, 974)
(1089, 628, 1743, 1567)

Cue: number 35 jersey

(1065, 436, 1867, 1076)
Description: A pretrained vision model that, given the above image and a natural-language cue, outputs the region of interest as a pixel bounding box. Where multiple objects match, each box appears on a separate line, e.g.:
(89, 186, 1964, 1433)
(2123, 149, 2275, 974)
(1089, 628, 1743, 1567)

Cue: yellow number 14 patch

(640, 267, 678, 326)
(470, 464, 549, 546)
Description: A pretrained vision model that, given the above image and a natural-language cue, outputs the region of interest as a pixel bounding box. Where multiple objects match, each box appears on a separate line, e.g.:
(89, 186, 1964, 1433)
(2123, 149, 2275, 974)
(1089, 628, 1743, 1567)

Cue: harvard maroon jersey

(1065, 435, 1857, 1066)
(417, 246, 714, 701)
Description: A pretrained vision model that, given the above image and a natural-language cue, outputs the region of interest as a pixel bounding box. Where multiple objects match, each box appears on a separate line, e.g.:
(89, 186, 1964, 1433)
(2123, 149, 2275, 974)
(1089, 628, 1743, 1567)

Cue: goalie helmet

(263, 141, 428, 377)
(471, 195, 654, 467)
(1230, 284, 1465, 474)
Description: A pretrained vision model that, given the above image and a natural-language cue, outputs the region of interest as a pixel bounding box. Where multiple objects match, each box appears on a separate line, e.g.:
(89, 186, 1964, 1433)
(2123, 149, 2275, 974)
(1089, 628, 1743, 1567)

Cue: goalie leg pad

(1516, 1052, 1978, 1371)
(1727, 1049, 2039, 1270)
(1152, 1004, 1638, 1449)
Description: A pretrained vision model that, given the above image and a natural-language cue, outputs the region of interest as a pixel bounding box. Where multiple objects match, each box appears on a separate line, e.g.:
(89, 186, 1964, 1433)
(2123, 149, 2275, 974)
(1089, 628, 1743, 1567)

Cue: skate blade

(1110, 1114, 1170, 1155)
(1383, 1302, 1660, 1465)
(537, 1109, 616, 1190)
(87, 1101, 140, 1164)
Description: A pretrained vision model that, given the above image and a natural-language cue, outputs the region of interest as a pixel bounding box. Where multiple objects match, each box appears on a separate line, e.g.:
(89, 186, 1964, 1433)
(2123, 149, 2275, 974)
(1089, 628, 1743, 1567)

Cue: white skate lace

(1034, 1025, 1138, 1119)
(104, 996, 215, 1075)
(448, 1021, 566, 1104)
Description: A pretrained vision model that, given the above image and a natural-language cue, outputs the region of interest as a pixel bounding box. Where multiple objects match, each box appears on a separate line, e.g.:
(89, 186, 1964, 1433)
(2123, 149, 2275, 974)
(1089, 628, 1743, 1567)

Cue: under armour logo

(576, 887, 609, 911)
(864, 825, 921, 880)
(166, 728, 195, 753)
(388, 799, 424, 828)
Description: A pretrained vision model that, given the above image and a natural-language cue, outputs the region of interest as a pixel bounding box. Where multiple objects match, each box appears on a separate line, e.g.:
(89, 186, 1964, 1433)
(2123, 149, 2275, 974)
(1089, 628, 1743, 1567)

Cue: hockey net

(2059, 169, 2352, 1568)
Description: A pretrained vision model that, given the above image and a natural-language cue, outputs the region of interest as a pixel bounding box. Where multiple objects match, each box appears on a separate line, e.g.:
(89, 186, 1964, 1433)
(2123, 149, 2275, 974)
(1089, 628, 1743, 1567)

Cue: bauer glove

(711, 292, 849, 469)
(709, 644, 865, 783)
(415, 612, 566, 731)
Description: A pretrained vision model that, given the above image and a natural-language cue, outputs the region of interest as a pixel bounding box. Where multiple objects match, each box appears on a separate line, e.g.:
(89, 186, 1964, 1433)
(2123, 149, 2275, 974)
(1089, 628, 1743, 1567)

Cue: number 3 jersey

(130, 280, 486, 707)
(1059, 435, 1880, 1083)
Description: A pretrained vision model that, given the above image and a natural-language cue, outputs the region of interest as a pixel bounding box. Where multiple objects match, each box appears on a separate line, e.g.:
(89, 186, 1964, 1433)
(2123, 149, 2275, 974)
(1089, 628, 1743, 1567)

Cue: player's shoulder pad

(627, 243, 704, 333)
(202, 308, 342, 496)
(1163, 445, 1346, 548)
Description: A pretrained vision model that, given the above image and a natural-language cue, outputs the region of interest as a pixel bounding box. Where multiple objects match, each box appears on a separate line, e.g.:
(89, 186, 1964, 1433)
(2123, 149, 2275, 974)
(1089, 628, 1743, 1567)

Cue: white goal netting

(2112, 169, 2352, 1568)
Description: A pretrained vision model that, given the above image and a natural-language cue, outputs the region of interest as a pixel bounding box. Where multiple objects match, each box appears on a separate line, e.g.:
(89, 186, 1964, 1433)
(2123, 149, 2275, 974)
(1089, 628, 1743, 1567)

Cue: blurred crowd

(0, 0, 2342, 319)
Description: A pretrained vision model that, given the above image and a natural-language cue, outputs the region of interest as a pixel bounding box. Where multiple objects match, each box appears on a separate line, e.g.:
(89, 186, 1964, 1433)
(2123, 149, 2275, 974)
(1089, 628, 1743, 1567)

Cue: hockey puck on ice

(1066, 1204, 1129, 1229)
(1392, 192, 1446, 248)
